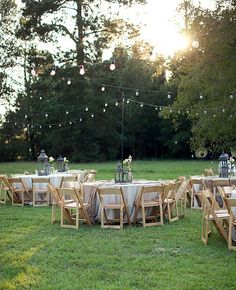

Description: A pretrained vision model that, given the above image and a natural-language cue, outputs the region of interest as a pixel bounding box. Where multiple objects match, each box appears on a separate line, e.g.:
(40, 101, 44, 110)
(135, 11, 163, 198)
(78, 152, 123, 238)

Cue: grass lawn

(0, 160, 235, 290)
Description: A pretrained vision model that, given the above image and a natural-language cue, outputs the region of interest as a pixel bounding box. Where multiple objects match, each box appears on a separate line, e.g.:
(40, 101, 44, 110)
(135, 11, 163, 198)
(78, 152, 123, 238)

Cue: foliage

(164, 0, 236, 155)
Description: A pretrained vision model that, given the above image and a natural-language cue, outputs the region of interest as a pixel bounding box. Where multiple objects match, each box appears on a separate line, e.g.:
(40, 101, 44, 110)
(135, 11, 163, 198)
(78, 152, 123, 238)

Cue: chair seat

(164, 198, 175, 203)
(215, 212, 230, 219)
(64, 202, 88, 209)
(104, 203, 123, 209)
(141, 200, 161, 207)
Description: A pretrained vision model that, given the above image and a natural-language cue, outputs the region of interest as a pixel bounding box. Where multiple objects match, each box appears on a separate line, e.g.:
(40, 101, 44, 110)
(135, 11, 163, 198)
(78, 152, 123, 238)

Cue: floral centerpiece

(48, 156, 55, 173)
(123, 155, 133, 182)
(64, 157, 69, 171)
(229, 156, 235, 176)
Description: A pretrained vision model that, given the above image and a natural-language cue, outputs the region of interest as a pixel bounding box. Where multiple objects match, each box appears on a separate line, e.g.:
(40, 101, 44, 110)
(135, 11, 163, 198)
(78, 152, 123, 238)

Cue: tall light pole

(121, 91, 125, 163)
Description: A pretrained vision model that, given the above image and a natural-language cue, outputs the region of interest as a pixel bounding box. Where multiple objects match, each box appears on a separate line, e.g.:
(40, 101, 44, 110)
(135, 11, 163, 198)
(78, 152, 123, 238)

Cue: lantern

(37, 150, 48, 175)
(115, 161, 123, 183)
(57, 155, 65, 172)
(219, 152, 229, 178)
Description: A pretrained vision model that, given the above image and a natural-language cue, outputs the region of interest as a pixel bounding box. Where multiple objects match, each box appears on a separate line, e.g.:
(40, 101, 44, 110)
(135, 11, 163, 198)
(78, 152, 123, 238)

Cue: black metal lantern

(57, 155, 65, 172)
(219, 152, 229, 178)
(115, 161, 123, 183)
(37, 150, 48, 175)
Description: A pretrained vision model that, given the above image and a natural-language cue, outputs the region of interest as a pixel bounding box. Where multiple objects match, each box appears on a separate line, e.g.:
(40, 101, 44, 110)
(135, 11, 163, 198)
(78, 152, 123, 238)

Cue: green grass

(0, 160, 235, 290)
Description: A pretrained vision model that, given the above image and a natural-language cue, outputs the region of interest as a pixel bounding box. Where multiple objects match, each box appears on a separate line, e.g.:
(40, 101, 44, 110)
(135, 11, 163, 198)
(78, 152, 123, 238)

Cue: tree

(163, 0, 236, 156)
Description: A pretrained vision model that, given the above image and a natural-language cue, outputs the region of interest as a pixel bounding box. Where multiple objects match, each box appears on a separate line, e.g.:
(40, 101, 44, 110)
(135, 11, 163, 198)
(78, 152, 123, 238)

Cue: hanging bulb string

(101, 83, 161, 94)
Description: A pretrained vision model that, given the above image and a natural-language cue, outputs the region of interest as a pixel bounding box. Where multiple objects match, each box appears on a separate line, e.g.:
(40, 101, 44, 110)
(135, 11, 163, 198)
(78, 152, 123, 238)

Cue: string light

(31, 67, 37, 77)
(199, 94, 203, 100)
(104, 103, 108, 107)
(79, 65, 85, 75)
(85, 107, 88, 111)
(109, 60, 116, 71)
(101, 84, 105, 92)
(67, 78, 71, 85)
(80, 118, 82, 122)
(66, 110, 69, 115)
(127, 100, 130, 104)
(50, 68, 56, 76)
(115, 102, 119, 106)
(230, 94, 234, 99)
(91, 113, 94, 118)
(140, 103, 143, 107)
(103, 108, 106, 112)
(135, 89, 139, 96)
(167, 92, 171, 99)
(45, 113, 48, 117)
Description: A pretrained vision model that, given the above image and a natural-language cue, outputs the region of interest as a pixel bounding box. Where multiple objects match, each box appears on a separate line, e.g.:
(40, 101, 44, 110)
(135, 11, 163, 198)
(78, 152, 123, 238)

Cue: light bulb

(135, 89, 139, 96)
(192, 39, 199, 48)
(31, 67, 37, 77)
(167, 92, 171, 99)
(101, 85, 105, 92)
(230, 94, 234, 99)
(67, 78, 71, 85)
(50, 68, 56, 76)
(115, 102, 119, 106)
(199, 94, 203, 100)
(66, 111, 69, 115)
(79, 65, 85, 75)
(109, 60, 116, 71)
(103, 108, 106, 112)
(140, 103, 143, 107)
(105, 102, 108, 107)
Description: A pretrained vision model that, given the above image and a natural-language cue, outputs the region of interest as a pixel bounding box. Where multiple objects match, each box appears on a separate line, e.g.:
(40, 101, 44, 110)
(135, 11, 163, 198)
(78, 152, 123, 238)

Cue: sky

(120, 0, 216, 56)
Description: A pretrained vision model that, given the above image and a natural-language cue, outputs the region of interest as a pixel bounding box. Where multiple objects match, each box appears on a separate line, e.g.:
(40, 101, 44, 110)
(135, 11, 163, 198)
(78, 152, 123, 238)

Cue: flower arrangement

(48, 156, 55, 166)
(123, 155, 132, 171)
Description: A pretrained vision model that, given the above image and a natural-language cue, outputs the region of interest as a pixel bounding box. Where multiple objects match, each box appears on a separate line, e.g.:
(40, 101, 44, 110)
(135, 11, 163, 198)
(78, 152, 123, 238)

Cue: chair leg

(61, 205, 64, 227)
(160, 204, 163, 225)
(76, 207, 79, 229)
(141, 205, 146, 227)
(52, 204, 56, 224)
(120, 207, 123, 229)
(33, 191, 36, 207)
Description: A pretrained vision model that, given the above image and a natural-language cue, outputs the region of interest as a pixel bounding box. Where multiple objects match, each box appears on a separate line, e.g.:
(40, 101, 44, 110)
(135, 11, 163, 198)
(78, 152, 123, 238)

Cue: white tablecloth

(230, 190, 236, 241)
(83, 179, 168, 223)
(14, 173, 74, 189)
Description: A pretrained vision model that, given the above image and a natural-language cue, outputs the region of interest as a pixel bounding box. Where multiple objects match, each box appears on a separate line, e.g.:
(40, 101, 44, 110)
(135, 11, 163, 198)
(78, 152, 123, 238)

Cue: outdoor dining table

(82, 179, 171, 223)
(190, 175, 236, 190)
(12, 172, 84, 203)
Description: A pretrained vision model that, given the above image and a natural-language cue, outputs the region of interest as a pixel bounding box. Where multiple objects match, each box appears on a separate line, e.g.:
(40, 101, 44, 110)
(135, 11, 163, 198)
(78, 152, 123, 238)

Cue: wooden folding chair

(57, 187, 91, 229)
(7, 177, 31, 206)
(199, 189, 229, 245)
(97, 186, 131, 229)
(48, 184, 74, 225)
(163, 182, 179, 222)
(203, 168, 215, 176)
(60, 175, 79, 188)
(84, 173, 95, 183)
(224, 197, 236, 251)
(0, 175, 11, 204)
(176, 178, 191, 217)
(32, 178, 50, 206)
(212, 179, 231, 196)
(189, 178, 206, 209)
(133, 185, 164, 227)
